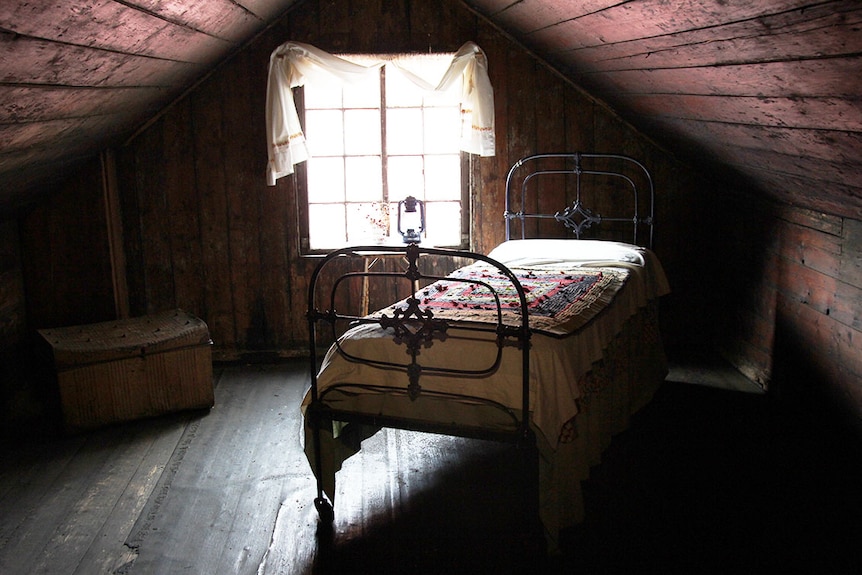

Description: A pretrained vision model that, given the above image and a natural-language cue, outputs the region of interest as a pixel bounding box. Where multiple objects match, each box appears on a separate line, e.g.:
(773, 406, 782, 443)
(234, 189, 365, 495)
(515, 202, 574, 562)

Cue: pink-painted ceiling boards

(0, 0, 299, 212)
(463, 0, 862, 219)
(2, 0, 861, 218)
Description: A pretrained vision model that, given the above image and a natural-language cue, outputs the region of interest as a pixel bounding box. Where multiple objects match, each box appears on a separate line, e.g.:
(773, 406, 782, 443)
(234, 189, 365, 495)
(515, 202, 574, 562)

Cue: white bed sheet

(308, 239, 669, 448)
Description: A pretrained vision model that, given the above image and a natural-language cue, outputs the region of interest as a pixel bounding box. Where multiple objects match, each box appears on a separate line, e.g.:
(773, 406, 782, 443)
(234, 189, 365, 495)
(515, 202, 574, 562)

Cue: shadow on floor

(311, 379, 862, 574)
(559, 381, 862, 574)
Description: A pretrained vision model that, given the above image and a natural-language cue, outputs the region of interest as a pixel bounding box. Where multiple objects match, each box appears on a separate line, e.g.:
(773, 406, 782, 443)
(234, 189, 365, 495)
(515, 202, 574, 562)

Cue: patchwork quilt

(376, 261, 629, 337)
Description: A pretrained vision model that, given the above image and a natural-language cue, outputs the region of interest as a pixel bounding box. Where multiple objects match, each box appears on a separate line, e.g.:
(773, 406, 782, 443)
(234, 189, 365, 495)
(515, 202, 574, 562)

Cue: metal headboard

(504, 152, 655, 248)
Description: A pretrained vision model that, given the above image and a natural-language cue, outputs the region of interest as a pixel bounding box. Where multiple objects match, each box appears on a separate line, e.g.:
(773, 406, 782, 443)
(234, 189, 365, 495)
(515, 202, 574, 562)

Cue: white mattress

(308, 239, 669, 447)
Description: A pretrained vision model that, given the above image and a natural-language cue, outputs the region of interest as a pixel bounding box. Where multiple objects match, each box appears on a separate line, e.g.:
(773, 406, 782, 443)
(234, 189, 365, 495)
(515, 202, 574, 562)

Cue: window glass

(307, 157, 344, 203)
(308, 203, 346, 249)
(386, 108, 424, 155)
(345, 156, 382, 202)
(344, 109, 381, 155)
(385, 67, 424, 107)
(304, 78, 344, 108)
(424, 107, 460, 153)
(341, 65, 380, 108)
(305, 110, 344, 156)
(347, 202, 391, 243)
(302, 53, 466, 252)
(424, 201, 462, 246)
(387, 156, 424, 202)
(424, 155, 461, 200)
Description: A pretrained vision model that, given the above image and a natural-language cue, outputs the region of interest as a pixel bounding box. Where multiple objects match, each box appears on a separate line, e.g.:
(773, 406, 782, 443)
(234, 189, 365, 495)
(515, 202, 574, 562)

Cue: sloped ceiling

(462, 0, 862, 219)
(0, 0, 299, 214)
(2, 0, 861, 219)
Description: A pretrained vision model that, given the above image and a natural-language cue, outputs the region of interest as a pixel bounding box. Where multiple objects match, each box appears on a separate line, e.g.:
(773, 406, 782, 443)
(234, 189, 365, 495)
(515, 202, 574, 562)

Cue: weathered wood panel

(534, 65, 567, 239)
(776, 292, 862, 414)
(236, 0, 295, 21)
(747, 173, 862, 222)
(710, 191, 862, 413)
(566, 3, 862, 68)
(460, 0, 862, 231)
(162, 100, 206, 316)
(190, 73, 237, 351)
(524, 0, 818, 51)
(467, 0, 617, 33)
(0, 1, 231, 63)
(702, 144, 862, 193)
(18, 159, 116, 329)
(0, 33, 202, 88)
(583, 59, 862, 99)
(0, 221, 25, 350)
(128, 0, 264, 42)
(624, 95, 862, 133)
(635, 117, 862, 219)
(133, 123, 177, 313)
(474, 30, 511, 254)
(840, 219, 862, 288)
(110, 0, 687, 360)
(221, 45, 268, 352)
(248, 35, 299, 352)
(0, 86, 165, 126)
(0, 116, 139, 154)
(0, 0, 304, 210)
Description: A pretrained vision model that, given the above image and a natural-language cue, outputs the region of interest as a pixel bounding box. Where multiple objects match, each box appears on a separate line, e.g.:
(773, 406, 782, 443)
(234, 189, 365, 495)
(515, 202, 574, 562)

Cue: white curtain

(265, 41, 496, 186)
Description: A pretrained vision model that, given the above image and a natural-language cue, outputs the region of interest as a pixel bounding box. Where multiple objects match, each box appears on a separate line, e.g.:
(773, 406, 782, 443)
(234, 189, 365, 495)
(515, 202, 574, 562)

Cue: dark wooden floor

(1, 360, 860, 574)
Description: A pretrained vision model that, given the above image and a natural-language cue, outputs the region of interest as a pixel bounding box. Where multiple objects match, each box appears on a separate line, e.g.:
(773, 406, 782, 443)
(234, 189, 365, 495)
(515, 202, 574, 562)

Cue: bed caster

(314, 497, 334, 522)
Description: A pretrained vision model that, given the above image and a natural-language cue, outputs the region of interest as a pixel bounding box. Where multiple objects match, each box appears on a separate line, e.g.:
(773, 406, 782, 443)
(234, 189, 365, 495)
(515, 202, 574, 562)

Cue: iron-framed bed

(303, 152, 670, 544)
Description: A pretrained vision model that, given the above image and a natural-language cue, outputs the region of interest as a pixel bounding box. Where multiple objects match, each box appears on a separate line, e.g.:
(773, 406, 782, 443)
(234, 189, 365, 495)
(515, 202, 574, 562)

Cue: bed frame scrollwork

(306, 243, 534, 520)
(504, 152, 655, 247)
(305, 151, 659, 533)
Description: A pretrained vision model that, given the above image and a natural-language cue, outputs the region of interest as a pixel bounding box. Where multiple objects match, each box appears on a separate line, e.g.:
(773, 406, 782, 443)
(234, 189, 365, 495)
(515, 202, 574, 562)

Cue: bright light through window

(303, 53, 465, 251)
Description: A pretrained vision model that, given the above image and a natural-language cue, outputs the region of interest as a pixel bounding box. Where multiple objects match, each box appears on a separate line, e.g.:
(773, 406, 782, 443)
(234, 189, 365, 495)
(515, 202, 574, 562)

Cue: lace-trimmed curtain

(265, 41, 496, 186)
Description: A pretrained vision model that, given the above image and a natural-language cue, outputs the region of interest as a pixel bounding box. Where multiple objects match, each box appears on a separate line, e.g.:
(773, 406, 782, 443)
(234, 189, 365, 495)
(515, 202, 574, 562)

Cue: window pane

(347, 202, 391, 243)
(342, 67, 381, 108)
(344, 109, 381, 155)
(424, 107, 460, 154)
(308, 157, 345, 203)
(389, 54, 455, 106)
(385, 67, 424, 107)
(386, 108, 423, 155)
(304, 80, 343, 109)
(345, 156, 382, 202)
(387, 156, 423, 203)
(305, 110, 344, 156)
(424, 155, 461, 200)
(308, 203, 346, 250)
(424, 201, 462, 246)
(304, 53, 467, 252)
(422, 84, 459, 107)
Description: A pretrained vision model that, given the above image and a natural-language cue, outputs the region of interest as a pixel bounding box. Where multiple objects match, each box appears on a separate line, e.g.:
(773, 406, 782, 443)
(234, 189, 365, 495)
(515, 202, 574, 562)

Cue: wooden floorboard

(0, 412, 190, 574)
(1, 359, 860, 574)
(124, 363, 320, 574)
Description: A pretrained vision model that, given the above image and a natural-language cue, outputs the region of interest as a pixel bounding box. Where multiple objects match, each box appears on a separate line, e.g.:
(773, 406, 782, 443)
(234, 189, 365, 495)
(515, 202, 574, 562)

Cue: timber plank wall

(716, 191, 862, 422)
(25, 0, 691, 361)
(4, 0, 861, 428)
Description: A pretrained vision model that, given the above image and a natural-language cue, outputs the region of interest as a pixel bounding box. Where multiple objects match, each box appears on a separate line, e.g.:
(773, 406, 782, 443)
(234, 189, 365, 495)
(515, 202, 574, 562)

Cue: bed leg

(308, 403, 335, 523)
(314, 498, 335, 559)
(314, 496, 334, 522)
(516, 433, 546, 559)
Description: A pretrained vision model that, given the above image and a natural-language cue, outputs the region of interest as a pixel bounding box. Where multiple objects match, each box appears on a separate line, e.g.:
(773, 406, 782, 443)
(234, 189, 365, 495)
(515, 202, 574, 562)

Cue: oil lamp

(397, 195, 425, 243)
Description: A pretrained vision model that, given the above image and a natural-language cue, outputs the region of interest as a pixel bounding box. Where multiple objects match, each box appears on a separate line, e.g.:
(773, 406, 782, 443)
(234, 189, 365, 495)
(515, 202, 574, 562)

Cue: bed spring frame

(504, 152, 655, 248)
(306, 151, 656, 526)
(306, 243, 534, 521)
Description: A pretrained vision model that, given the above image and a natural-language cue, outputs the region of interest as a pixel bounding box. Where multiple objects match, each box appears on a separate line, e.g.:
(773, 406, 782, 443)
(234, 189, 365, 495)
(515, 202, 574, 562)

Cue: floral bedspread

(377, 261, 629, 337)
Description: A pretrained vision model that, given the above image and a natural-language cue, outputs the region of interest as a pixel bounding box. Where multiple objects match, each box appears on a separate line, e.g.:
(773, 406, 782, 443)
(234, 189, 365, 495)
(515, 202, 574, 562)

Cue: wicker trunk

(38, 309, 214, 430)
